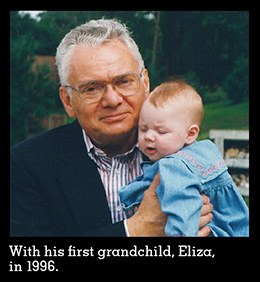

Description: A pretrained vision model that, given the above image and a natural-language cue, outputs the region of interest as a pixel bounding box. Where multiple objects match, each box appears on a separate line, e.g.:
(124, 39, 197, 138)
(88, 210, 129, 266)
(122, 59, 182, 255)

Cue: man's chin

(100, 121, 134, 137)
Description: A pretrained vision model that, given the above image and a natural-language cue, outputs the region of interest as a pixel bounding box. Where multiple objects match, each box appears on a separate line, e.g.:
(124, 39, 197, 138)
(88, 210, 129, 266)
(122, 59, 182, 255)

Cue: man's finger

(198, 226, 211, 237)
(201, 195, 210, 205)
(147, 172, 160, 192)
(199, 212, 213, 228)
(201, 202, 213, 216)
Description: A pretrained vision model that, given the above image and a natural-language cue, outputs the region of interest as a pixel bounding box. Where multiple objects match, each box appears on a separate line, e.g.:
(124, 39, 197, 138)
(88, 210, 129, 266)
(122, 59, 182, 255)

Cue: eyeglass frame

(63, 69, 144, 104)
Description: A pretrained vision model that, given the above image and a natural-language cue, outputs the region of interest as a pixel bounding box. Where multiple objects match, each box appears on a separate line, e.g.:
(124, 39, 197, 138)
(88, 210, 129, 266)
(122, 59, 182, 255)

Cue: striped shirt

(82, 130, 143, 224)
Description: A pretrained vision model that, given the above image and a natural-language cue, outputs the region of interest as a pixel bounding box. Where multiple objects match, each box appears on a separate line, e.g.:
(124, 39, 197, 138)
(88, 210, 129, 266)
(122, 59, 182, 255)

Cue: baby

(119, 81, 249, 237)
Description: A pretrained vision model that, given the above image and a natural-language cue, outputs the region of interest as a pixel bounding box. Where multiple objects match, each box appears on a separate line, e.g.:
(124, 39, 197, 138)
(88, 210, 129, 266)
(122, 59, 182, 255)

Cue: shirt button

(116, 206, 122, 211)
(115, 169, 120, 175)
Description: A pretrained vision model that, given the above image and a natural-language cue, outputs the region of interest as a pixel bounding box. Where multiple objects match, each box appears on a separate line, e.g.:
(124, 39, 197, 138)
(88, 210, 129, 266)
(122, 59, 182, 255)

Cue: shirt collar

(82, 129, 106, 156)
(82, 130, 141, 167)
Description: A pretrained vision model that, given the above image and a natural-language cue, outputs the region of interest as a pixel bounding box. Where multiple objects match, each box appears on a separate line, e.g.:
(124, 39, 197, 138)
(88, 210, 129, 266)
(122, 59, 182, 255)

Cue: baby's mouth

(147, 147, 156, 154)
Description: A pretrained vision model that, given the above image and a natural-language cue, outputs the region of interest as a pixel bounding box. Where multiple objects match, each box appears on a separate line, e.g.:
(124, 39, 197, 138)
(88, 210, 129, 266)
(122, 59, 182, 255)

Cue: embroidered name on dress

(176, 151, 225, 178)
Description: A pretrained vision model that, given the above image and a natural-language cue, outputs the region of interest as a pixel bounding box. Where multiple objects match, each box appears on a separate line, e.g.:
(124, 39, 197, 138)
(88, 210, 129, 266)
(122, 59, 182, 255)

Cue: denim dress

(119, 140, 249, 237)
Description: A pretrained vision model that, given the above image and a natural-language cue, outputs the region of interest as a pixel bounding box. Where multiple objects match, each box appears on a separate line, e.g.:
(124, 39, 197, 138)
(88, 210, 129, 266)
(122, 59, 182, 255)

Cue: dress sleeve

(157, 158, 203, 237)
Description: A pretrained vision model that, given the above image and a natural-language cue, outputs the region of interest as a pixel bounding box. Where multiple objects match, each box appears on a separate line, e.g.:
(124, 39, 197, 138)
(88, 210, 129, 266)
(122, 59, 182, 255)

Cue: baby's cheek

(158, 141, 179, 156)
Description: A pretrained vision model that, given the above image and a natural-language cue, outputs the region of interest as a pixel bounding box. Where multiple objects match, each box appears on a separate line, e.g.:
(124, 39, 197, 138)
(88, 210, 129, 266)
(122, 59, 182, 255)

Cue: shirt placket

(83, 130, 142, 224)
(109, 157, 125, 223)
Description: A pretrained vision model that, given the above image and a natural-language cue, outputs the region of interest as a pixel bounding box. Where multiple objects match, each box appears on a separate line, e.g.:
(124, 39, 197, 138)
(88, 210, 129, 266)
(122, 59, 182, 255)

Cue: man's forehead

(69, 41, 139, 83)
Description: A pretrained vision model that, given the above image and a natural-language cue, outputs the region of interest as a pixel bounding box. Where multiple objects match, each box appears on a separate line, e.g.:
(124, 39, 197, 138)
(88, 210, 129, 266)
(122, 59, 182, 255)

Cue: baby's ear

(185, 124, 200, 145)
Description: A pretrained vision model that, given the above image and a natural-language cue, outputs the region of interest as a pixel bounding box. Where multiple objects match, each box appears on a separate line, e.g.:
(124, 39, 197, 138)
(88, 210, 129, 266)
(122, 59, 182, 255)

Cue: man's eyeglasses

(64, 70, 143, 104)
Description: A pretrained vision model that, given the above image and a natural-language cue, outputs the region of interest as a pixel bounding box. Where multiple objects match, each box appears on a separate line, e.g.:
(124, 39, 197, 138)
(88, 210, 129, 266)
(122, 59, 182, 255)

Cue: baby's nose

(145, 130, 155, 141)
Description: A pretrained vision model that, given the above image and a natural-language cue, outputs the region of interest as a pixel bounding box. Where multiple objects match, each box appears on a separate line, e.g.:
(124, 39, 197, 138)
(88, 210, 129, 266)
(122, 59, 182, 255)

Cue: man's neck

(85, 130, 138, 158)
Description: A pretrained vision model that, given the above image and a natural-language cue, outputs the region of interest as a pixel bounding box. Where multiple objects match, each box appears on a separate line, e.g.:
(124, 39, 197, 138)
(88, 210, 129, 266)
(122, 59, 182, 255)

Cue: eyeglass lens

(78, 72, 141, 103)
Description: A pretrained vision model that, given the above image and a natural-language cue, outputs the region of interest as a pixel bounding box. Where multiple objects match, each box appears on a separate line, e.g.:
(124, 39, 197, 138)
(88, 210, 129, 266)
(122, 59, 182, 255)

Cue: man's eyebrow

(78, 72, 135, 88)
(78, 79, 103, 88)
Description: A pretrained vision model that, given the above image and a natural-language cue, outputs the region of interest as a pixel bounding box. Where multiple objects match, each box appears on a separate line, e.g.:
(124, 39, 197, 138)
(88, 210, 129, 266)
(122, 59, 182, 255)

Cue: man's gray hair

(56, 18, 145, 86)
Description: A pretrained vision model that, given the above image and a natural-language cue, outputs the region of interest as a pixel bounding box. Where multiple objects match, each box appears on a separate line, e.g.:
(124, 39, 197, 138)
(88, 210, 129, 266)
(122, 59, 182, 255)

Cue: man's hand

(127, 173, 167, 236)
(126, 173, 213, 237)
(198, 195, 213, 237)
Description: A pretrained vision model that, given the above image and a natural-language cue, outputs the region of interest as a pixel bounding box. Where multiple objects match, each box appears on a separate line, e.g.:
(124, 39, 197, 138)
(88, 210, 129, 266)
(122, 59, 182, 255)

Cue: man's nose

(101, 84, 123, 108)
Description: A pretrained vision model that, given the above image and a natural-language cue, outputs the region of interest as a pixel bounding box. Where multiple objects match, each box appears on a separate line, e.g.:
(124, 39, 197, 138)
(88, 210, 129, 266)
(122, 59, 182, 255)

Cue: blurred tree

(10, 11, 57, 146)
(159, 11, 249, 90)
(222, 55, 249, 104)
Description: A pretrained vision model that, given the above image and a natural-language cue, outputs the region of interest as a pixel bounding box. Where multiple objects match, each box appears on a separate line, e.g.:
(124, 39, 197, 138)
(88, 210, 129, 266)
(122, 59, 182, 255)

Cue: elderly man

(10, 19, 213, 236)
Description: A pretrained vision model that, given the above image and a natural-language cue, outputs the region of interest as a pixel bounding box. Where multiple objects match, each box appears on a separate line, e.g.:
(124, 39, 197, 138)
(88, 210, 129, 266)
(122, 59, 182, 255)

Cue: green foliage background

(10, 11, 249, 147)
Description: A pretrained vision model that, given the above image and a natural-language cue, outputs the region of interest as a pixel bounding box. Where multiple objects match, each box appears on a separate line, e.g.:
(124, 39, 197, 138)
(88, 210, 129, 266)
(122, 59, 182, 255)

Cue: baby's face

(138, 100, 190, 161)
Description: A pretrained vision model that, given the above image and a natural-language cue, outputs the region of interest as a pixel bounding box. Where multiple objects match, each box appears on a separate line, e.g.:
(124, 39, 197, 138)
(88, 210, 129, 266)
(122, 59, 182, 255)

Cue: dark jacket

(10, 119, 126, 236)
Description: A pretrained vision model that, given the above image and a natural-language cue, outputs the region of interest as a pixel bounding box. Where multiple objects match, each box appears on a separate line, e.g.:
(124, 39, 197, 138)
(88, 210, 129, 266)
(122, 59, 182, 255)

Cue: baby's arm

(157, 158, 203, 236)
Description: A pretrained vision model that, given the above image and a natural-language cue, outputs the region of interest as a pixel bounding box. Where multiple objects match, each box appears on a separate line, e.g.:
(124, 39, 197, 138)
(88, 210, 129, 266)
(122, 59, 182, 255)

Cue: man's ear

(59, 87, 76, 118)
(185, 124, 200, 145)
(142, 68, 150, 97)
